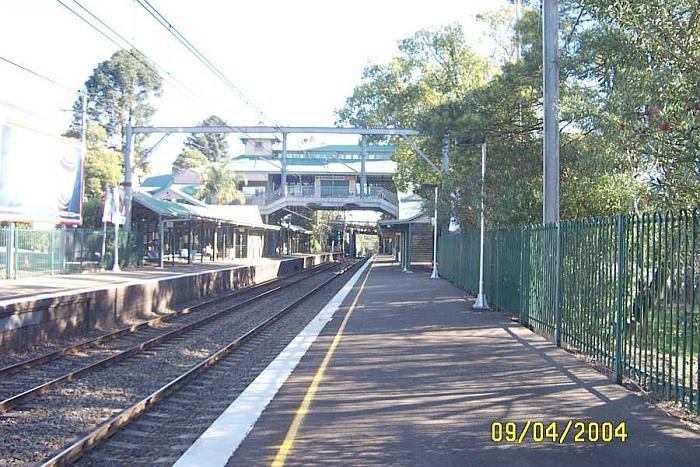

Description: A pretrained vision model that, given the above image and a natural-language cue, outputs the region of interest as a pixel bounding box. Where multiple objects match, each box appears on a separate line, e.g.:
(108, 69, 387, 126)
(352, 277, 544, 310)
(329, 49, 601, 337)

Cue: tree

(81, 197, 104, 229)
(337, 6, 655, 228)
(172, 148, 207, 173)
(198, 162, 245, 204)
(70, 49, 163, 153)
(572, 0, 700, 208)
(83, 123, 123, 199)
(183, 115, 230, 162)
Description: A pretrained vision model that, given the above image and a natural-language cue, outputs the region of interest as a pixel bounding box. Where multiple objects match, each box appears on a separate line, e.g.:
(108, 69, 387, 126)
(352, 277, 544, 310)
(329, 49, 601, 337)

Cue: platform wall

(0, 253, 339, 351)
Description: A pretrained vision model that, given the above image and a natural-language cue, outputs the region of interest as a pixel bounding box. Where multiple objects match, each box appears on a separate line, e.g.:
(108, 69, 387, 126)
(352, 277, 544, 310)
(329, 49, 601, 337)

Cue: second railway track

(0, 259, 361, 466)
(0, 261, 337, 408)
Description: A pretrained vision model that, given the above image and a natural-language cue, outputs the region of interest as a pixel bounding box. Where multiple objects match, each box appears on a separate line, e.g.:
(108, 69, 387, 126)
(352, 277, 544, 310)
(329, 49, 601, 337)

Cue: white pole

(112, 220, 121, 272)
(100, 221, 107, 268)
(430, 185, 439, 279)
(474, 142, 490, 310)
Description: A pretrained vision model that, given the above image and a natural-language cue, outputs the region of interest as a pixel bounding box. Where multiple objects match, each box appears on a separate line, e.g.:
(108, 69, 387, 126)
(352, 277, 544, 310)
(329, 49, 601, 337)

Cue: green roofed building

(378, 193, 434, 271)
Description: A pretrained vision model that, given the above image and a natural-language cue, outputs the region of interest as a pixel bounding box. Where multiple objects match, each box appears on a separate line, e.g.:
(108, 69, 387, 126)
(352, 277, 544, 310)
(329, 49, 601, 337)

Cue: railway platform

(0, 253, 337, 350)
(177, 255, 700, 466)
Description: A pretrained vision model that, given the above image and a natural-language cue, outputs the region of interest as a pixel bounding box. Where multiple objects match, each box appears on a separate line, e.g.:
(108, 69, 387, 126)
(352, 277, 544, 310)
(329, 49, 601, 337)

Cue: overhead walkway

(180, 256, 700, 466)
(249, 186, 399, 217)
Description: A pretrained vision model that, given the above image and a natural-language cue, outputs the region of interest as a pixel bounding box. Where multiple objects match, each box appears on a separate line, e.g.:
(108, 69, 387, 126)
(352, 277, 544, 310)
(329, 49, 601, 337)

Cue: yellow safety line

(271, 264, 373, 467)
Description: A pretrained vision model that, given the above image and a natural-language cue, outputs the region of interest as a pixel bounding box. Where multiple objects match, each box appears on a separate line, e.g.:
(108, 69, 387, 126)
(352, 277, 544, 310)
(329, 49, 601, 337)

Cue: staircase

(410, 233, 433, 263)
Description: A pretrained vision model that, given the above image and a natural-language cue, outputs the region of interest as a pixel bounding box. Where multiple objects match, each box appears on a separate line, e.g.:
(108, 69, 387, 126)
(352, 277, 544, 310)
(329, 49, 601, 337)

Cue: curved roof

(133, 190, 279, 230)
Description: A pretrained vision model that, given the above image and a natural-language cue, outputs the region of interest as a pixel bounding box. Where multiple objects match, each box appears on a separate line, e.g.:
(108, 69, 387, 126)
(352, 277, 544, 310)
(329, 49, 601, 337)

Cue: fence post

(615, 213, 627, 384)
(555, 223, 562, 347)
(60, 227, 67, 274)
(49, 229, 55, 275)
(693, 210, 699, 413)
(6, 223, 15, 279)
(520, 225, 528, 325)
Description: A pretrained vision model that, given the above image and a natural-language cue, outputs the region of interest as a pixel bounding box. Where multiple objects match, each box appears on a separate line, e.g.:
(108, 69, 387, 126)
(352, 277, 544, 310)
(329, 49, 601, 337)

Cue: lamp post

(473, 141, 490, 310)
(420, 183, 440, 279)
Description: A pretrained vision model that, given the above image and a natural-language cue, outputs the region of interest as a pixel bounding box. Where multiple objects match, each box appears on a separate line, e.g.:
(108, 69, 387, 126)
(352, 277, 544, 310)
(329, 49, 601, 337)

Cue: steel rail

(0, 262, 341, 413)
(41, 258, 365, 466)
(0, 261, 336, 377)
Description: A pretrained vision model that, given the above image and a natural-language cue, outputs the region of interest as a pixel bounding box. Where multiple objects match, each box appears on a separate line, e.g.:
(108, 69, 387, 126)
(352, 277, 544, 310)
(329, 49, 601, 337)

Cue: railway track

(0, 261, 337, 411)
(0, 258, 362, 466)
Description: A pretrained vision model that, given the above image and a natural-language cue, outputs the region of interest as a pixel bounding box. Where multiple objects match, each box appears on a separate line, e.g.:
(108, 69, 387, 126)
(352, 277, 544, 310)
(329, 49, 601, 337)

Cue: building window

(254, 141, 263, 150)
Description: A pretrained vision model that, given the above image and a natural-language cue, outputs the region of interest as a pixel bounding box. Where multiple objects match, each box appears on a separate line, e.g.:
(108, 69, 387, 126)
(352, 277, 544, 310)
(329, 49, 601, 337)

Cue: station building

(228, 135, 399, 223)
(378, 193, 435, 270)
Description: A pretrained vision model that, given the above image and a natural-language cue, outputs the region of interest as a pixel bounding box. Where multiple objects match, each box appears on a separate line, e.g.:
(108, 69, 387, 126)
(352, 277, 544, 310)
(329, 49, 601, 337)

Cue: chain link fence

(0, 226, 144, 280)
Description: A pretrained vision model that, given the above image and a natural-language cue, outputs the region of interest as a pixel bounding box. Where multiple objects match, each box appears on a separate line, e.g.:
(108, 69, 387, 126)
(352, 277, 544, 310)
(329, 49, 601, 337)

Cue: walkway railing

(245, 185, 398, 206)
(439, 210, 700, 413)
(0, 227, 143, 280)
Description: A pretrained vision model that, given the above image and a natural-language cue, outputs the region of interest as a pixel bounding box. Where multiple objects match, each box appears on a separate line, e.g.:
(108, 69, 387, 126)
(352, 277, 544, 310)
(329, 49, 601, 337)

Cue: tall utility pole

(80, 90, 87, 146)
(515, 0, 523, 60)
(543, 0, 562, 347)
(543, 0, 560, 225)
(124, 115, 134, 232)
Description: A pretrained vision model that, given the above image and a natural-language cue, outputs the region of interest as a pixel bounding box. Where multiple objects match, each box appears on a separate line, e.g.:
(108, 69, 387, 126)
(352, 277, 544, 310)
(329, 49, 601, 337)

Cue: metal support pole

(170, 224, 175, 267)
(124, 116, 134, 232)
(187, 221, 193, 265)
(158, 216, 164, 269)
(431, 185, 439, 279)
(213, 224, 218, 261)
(360, 134, 367, 195)
(281, 132, 288, 196)
(404, 223, 413, 273)
(543, 0, 560, 225)
(474, 142, 490, 310)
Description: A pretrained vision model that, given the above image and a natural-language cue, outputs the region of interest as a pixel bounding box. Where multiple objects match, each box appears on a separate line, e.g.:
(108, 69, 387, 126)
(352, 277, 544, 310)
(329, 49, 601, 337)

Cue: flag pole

(100, 184, 110, 269)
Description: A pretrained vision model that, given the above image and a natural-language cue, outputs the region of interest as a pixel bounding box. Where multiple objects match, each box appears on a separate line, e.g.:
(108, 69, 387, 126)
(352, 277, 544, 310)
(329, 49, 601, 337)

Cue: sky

(0, 0, 508, 174)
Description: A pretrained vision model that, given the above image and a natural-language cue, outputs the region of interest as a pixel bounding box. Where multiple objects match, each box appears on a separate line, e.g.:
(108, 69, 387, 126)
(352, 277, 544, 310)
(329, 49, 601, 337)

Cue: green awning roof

(378, 211, 430, 232)
(133, 190, 279, 231)
(133, 191, 193, 218)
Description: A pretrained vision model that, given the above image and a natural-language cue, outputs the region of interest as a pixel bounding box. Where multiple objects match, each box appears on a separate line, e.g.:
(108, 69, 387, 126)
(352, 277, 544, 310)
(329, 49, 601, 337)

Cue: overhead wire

(57, 0, 276, 156)
(61, 0, 262, 139)
(55, 0, 207, 108)
(69, 0, 206, 105)
(56, 0, 254, 154)
(0, 55, 75, 92)
(133, 0, 270, 124)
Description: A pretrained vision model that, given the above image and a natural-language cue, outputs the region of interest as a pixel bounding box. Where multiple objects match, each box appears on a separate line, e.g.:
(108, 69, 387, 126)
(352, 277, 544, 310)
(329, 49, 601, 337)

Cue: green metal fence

(0, 227, 144, 280)
(438, 210, 700, 413)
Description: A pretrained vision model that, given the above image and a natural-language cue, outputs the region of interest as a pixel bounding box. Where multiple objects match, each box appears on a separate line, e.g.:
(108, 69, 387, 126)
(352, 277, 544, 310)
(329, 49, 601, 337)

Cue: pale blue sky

(0, 0, 508, 173)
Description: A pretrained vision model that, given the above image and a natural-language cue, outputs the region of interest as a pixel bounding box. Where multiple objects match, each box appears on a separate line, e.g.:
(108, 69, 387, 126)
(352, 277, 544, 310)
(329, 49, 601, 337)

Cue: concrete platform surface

(228, 256, 700, 466)
(0, 255, 316, 303)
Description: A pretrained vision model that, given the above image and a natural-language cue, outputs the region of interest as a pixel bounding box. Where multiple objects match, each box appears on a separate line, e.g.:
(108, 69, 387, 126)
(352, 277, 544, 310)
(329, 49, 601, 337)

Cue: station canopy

(132, 191, 279, 230)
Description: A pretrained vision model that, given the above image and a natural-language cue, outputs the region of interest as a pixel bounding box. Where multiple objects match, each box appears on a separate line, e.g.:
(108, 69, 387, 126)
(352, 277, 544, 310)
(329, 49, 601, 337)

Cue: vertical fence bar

(694, 210, 700, 412)
(438, 206, 700, 413)
(615, 214, 627, 384)
(681, 211, 689, 406)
